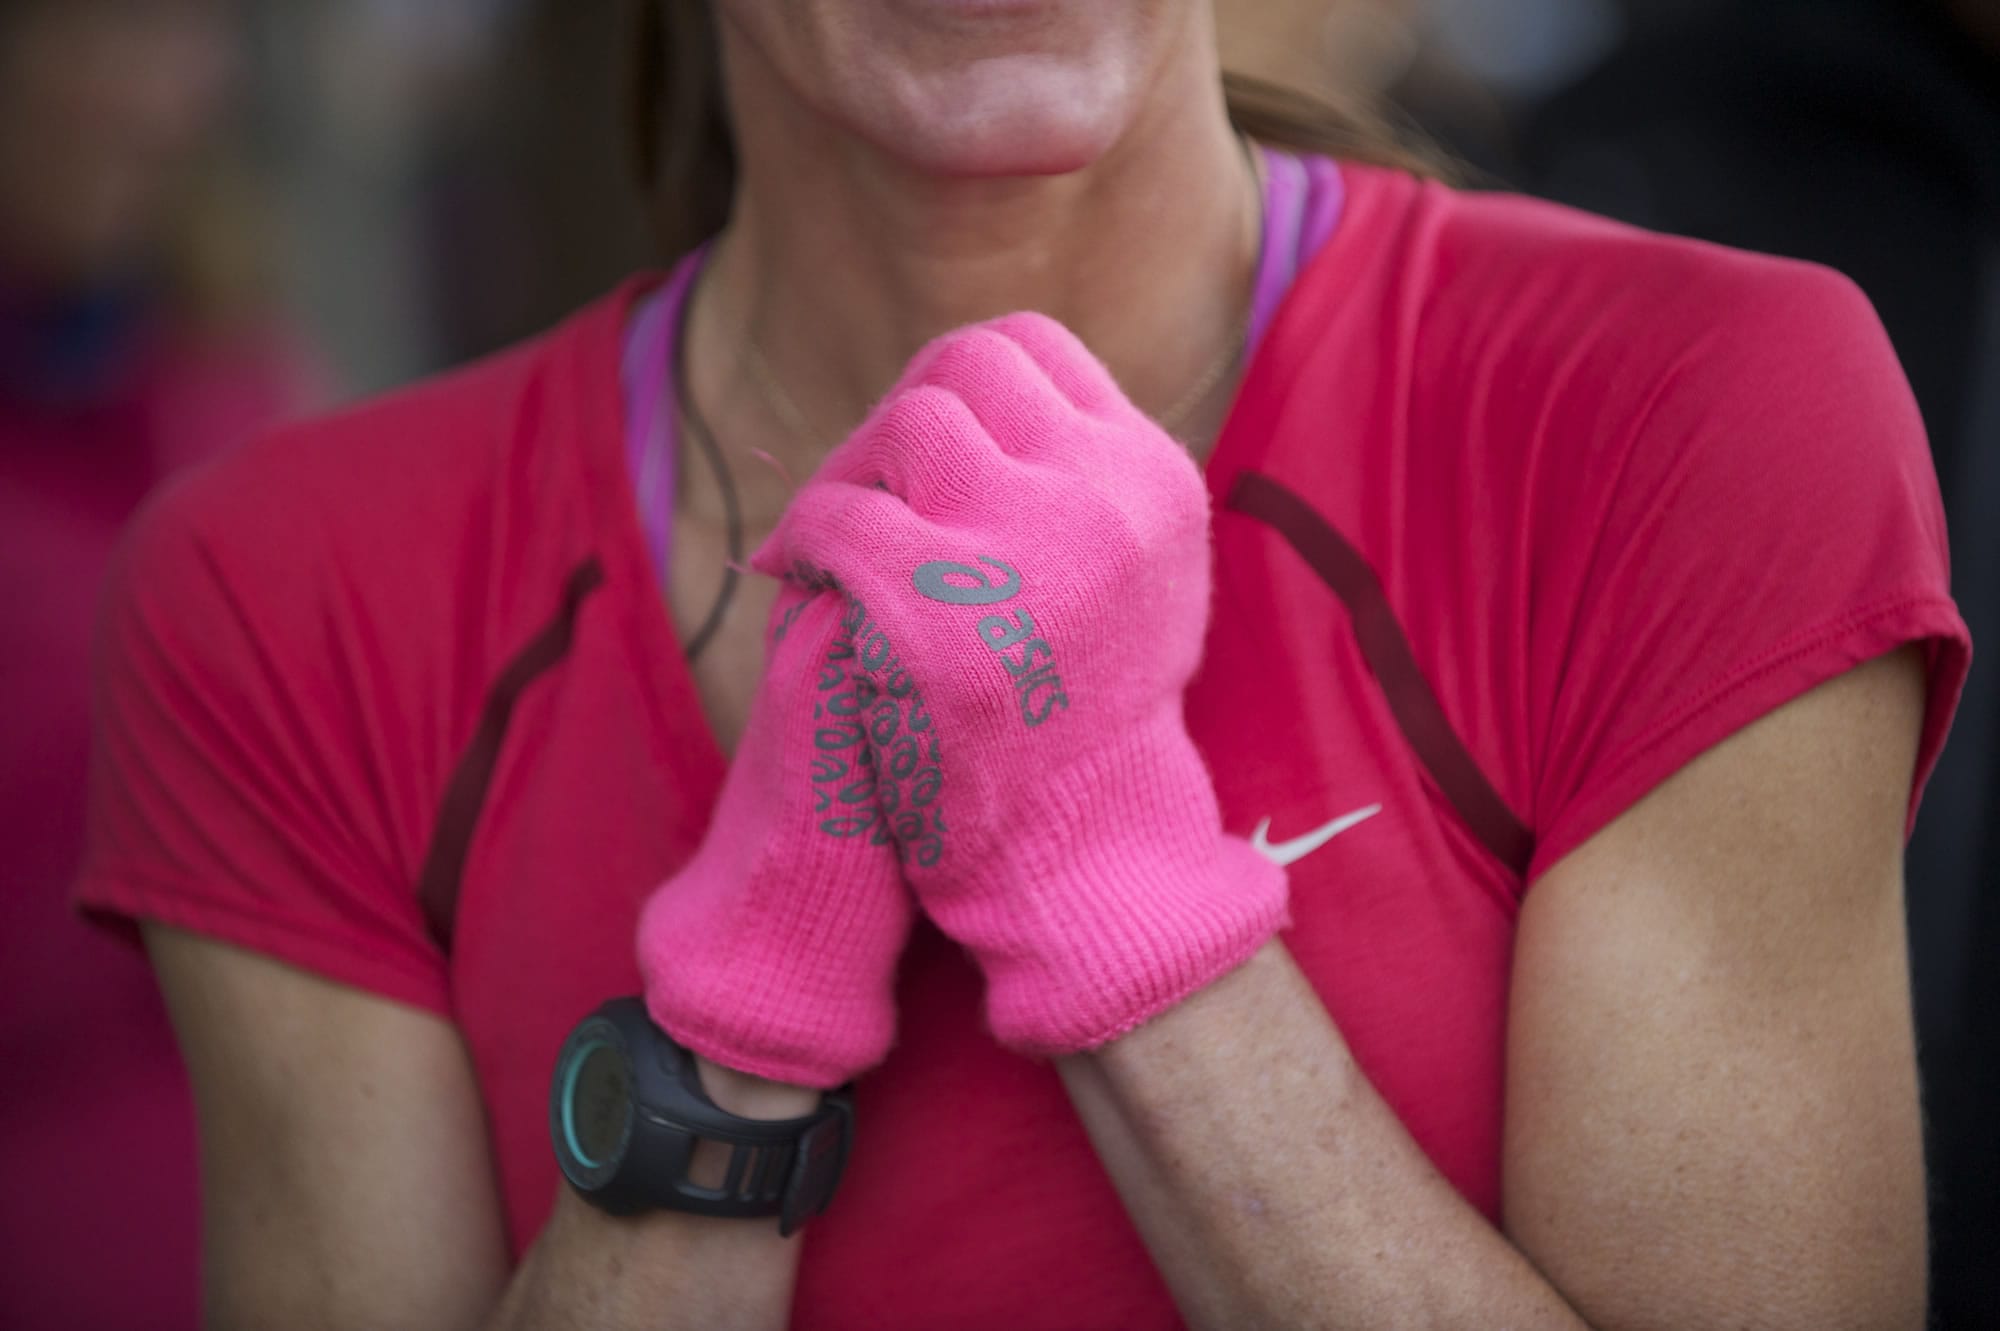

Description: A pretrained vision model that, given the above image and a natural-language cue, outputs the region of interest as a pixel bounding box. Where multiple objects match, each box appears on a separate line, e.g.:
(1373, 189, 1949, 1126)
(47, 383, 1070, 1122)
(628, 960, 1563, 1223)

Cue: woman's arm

(1057, 648, 1928, 1331)
(147, 926, 816, 1331)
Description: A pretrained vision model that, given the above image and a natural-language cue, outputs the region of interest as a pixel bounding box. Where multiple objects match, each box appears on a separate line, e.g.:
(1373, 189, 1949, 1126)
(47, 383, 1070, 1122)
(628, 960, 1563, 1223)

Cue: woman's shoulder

(79, 280, 662, 1019)
(1247, 166, 1963, 884)
(1266, 164, 1919, 511)
(1333, 161, 1889, 389)
(184, 284, 637, 527)
(1289, 169, 1939, 601)
(122, 280, 648, 624)
(102, 278, 655, 739)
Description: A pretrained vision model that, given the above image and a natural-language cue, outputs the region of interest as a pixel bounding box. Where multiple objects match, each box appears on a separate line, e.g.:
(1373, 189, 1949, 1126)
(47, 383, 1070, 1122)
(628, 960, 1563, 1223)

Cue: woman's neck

(688, 23, 1259, 485)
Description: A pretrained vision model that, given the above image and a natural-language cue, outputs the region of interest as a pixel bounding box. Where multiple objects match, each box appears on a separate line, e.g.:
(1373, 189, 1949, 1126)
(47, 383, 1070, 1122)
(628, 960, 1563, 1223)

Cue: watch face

(561, 1037, 632, 1170)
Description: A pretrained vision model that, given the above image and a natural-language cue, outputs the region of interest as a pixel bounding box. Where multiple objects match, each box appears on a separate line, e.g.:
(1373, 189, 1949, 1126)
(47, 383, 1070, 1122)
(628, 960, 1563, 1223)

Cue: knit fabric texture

(757, 313, 1290, 1055)
(637, 582, 915, 1088)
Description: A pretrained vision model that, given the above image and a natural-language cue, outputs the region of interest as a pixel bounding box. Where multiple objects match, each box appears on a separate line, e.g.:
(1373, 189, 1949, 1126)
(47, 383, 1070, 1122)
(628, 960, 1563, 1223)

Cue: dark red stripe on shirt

(1226, 471, 1534, 879)
(418, 558, 606, 949)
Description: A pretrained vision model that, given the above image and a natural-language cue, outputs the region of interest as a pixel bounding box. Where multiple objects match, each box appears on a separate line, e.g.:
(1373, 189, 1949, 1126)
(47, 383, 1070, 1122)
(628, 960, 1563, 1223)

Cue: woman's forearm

(491, 1061, 818, 1331)
(1057, 942, 1585, 1331)
(492, 1189, 801, 1331)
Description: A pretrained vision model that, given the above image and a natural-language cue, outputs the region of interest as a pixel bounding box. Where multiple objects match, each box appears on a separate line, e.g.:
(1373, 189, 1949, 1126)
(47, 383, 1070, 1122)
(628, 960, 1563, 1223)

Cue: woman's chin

(855, 58, 1140, 179)
(719, 0, 1202, 179)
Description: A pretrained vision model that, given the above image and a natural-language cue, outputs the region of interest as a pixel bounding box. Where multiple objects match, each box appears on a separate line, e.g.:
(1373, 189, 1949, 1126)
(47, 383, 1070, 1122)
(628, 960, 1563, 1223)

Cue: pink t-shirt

(77, 164, 1966, 1329)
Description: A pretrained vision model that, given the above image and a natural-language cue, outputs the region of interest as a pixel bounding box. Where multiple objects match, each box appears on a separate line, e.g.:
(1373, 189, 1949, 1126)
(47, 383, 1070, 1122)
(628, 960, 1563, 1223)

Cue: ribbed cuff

(929, 716, 1292, 1056)
(637, 831, 911, 1090)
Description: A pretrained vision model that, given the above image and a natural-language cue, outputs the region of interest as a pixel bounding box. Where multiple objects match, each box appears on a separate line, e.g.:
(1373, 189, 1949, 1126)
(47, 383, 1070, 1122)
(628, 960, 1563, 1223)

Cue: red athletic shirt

(79, 166, 1968, 1329)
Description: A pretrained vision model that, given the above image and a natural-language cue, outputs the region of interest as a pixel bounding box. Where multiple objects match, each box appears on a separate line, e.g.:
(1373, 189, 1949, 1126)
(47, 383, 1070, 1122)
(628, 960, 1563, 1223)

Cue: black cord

(670, 266, 743, 666)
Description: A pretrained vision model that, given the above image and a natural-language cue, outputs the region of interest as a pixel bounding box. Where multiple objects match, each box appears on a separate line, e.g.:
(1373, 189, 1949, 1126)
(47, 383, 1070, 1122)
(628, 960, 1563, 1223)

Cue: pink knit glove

(636, 582, 914, 1089)
(754, 313, 1288, 1057)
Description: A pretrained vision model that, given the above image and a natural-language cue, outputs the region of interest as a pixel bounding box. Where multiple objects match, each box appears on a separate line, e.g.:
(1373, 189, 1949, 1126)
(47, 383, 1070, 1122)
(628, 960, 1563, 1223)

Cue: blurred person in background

(1519, 4, 1999, 1323)
(77, 2, 1967, 1329)
(0, 0, 312, 1326)
(419, 0, 656, 365)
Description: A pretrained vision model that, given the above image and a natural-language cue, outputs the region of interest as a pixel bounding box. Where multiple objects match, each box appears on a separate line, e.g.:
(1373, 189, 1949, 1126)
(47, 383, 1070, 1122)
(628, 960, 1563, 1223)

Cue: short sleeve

(76, 463, 451, 1015)
(1527, 261, 1971, 879)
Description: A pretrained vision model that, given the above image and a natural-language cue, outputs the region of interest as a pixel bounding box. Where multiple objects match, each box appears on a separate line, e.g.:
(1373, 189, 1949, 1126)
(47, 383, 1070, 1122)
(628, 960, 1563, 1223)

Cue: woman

(80, 2, 1966, 1328)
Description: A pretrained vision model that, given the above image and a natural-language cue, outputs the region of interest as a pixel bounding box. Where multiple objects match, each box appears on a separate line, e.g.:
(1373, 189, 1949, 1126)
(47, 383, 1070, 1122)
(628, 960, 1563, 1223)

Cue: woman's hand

(636, 582, 914, 1089)
(755, 313, 1287, 1057)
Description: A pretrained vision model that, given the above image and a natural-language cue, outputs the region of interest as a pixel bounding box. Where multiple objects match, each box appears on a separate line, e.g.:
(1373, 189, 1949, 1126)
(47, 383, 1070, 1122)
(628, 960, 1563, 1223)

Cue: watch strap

(638, 1033, 853, 1234)
(556, 998, 852, 1234)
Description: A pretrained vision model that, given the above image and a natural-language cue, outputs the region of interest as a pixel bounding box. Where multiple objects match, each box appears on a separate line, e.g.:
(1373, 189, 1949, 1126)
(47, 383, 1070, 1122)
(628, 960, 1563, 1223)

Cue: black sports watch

(549, 998, 853, 1236)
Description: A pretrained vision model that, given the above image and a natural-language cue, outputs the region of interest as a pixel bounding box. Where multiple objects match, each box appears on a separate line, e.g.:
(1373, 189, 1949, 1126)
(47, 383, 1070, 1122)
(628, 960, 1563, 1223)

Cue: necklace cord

(672, 269, 743, 666)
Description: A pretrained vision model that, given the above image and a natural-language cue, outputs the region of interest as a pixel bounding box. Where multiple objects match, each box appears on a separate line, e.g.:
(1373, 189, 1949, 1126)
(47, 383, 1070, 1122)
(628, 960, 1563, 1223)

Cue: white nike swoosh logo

(1249, 805, 1383, 867)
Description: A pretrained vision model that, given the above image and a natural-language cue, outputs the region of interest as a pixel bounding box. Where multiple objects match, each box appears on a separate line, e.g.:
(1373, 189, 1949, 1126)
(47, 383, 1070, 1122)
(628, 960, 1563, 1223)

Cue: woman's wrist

(694, 1055, 824, 1120)
(687, 1057, 826, 1196)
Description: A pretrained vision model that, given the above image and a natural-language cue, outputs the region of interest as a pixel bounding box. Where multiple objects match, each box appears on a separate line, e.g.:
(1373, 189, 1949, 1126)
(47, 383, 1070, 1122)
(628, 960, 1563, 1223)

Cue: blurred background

(2, 0, 1993, 1327)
